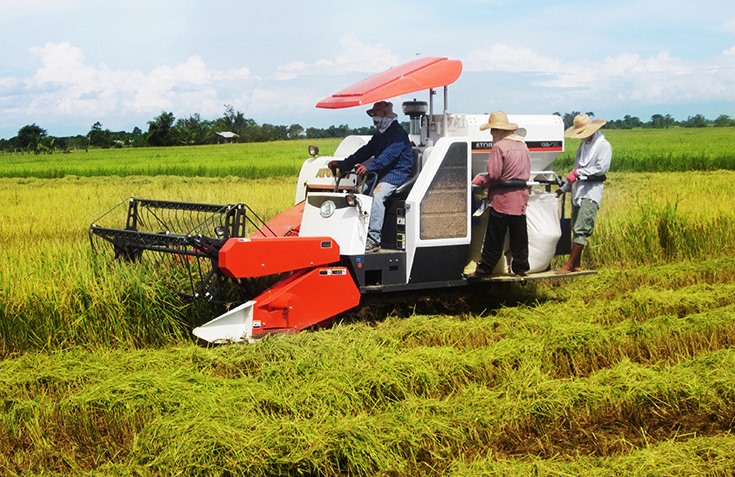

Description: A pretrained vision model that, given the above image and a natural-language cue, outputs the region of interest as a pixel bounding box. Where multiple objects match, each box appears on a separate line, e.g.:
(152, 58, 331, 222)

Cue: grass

(1, 135, 734, 475)
(0, 139, 341, 179)
(0, 175, 295, 356)
(2, 264, 734, 474)
(2, 127, 735, 179)
(574, 171, 735, 268)
(2, 171, 734, 355)
(554, 126, 735, 172)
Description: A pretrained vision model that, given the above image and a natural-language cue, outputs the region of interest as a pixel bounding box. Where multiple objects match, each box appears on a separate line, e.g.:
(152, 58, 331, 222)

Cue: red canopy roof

(315, 57, 463, 109)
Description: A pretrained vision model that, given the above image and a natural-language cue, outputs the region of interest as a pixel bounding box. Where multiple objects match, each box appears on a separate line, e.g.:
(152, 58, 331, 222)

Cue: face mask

(373, 116, 393, 133)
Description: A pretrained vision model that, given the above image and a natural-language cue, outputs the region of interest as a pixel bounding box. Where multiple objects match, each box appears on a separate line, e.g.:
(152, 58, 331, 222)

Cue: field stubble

(1, 167, 735, 475)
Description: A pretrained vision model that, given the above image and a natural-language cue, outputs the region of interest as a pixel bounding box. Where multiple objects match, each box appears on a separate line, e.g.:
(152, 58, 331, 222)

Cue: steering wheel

(332, 167, 378, 196)
(332, 168, 354, 193)
(357, 171, 379, 196)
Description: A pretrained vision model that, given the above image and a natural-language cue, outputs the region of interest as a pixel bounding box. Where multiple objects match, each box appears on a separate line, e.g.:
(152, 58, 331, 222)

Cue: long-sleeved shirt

(560, 132, 612, 206)
(475, 136, 531, 216)
(333, 120, 414, 187)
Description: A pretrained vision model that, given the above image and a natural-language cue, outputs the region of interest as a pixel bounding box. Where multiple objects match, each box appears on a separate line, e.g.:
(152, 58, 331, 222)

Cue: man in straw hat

(554, 113, 612, 274)
(468, 111, 531, 278)
(328, 101, 414, 252)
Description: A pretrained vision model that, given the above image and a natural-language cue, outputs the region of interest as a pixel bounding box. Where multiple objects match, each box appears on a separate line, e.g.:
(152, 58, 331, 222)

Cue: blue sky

(1, 0, 734, 139)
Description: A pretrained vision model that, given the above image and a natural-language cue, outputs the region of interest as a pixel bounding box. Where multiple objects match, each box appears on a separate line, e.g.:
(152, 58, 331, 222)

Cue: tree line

(2, 106, 734, 154)
(0, 105, 376, 154)
(557, 111, 735, 130)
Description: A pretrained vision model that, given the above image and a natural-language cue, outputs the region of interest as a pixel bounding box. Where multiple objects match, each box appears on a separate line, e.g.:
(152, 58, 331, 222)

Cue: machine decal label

(527, 140, 563, 151)
(472, 141, 493, 150)
(316, 167, 335, 178)
(472, 140, 563, 152)
(320, 240, 332, 248)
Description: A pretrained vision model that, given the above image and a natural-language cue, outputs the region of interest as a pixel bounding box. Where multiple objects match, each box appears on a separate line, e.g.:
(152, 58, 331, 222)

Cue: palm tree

(146, 112, 177, 146)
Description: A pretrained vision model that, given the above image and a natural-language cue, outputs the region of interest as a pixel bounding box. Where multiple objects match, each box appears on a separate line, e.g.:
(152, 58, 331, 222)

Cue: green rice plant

(0, 176, 295, 356)
(569, 171, 735, 269)
(0, 139, 341, 179)
(447, 423, 735, 476)
(3, 146, 735, 475)
(554, 127, 735, 173)
(3, 171, 735, 355)
(2, 323, 735, 475)
(3, 128, 734, 180)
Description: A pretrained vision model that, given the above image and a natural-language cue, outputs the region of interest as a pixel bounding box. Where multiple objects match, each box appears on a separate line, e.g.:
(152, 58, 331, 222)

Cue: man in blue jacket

(328, 101, 414, 252)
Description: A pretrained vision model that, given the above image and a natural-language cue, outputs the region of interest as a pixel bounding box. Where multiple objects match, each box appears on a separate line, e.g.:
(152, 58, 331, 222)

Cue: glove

(566, 170, 579, 184)
(327, 160, 339, 175)
(472, 174, 486, 187)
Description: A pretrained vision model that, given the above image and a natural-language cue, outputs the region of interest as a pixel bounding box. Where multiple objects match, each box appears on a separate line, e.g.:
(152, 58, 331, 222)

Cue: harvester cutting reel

(89, 197, 276, 306)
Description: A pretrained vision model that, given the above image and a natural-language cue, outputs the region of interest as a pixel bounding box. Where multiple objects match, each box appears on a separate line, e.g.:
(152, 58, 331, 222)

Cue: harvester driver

(328, 101, 414, 253)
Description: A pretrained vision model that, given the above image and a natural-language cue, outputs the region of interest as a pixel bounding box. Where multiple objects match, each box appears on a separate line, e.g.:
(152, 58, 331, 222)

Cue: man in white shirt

(555, 113, 612, 274)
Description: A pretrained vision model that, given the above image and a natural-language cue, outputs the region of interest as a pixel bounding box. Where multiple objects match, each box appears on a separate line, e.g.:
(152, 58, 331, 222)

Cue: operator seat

(393, 148, 423, 199)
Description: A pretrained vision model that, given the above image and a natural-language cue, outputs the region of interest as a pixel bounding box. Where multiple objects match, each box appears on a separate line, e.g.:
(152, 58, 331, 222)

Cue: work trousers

(368, 181, 397, 244)
(571, 198, 599, 246)
(479, 209, 530, 275)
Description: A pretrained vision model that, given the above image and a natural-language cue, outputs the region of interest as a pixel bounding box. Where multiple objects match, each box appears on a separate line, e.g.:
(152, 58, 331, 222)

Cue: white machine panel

(300, 192, 373, 256)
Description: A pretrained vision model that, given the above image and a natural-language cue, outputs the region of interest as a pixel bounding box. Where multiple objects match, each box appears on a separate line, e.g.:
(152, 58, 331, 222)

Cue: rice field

(1, 128, 734, 475)
(2, 126, 734, 179)
(0, 139, 340, 179)
(556, 127, 735, 172)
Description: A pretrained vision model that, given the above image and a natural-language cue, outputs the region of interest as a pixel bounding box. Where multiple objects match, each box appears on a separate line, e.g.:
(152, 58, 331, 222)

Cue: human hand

(355, 164, 368, 176)
(471, 174, 486, 187)
(554, 189, 563, 197)
(328, 160, 339, 175)
(566, 170, 579, 184)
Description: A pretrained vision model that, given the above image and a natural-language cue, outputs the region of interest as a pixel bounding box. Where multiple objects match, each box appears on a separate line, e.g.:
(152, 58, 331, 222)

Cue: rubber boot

(555, 243, 584, 274)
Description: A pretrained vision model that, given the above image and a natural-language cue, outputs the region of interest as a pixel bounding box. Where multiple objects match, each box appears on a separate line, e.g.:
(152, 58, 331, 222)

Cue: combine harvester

(89, 57, 591, 343)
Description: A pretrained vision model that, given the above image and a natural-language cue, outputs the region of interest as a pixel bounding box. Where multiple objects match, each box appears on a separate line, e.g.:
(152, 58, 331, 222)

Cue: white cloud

(5, 39, 373, 134)
(273, 35, 401, 80)
(332, 35, 402, 73)
(0, 77, 23, 95)
(723, 18, 735, 35)
(462, 43, 735, 113)
(465, 44, 562, 73)
(15, 42, 253, 122)
(4, 0, 735, 137)
(273, 61, 310, 81)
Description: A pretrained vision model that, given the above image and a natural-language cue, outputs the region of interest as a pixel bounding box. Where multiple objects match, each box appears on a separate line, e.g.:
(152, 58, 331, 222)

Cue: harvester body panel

(299, 192, 373, 256)
(218, 236, 340, 279)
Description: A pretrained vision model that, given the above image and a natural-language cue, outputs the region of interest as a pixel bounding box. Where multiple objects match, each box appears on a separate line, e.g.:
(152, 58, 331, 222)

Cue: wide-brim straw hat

(565, 113, 607, 139)
(479, 111, 518, 131)
(366, 101, 398, 118)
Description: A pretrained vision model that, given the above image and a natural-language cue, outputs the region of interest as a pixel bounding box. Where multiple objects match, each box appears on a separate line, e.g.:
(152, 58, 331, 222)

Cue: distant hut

(216, 131, 239, 144)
